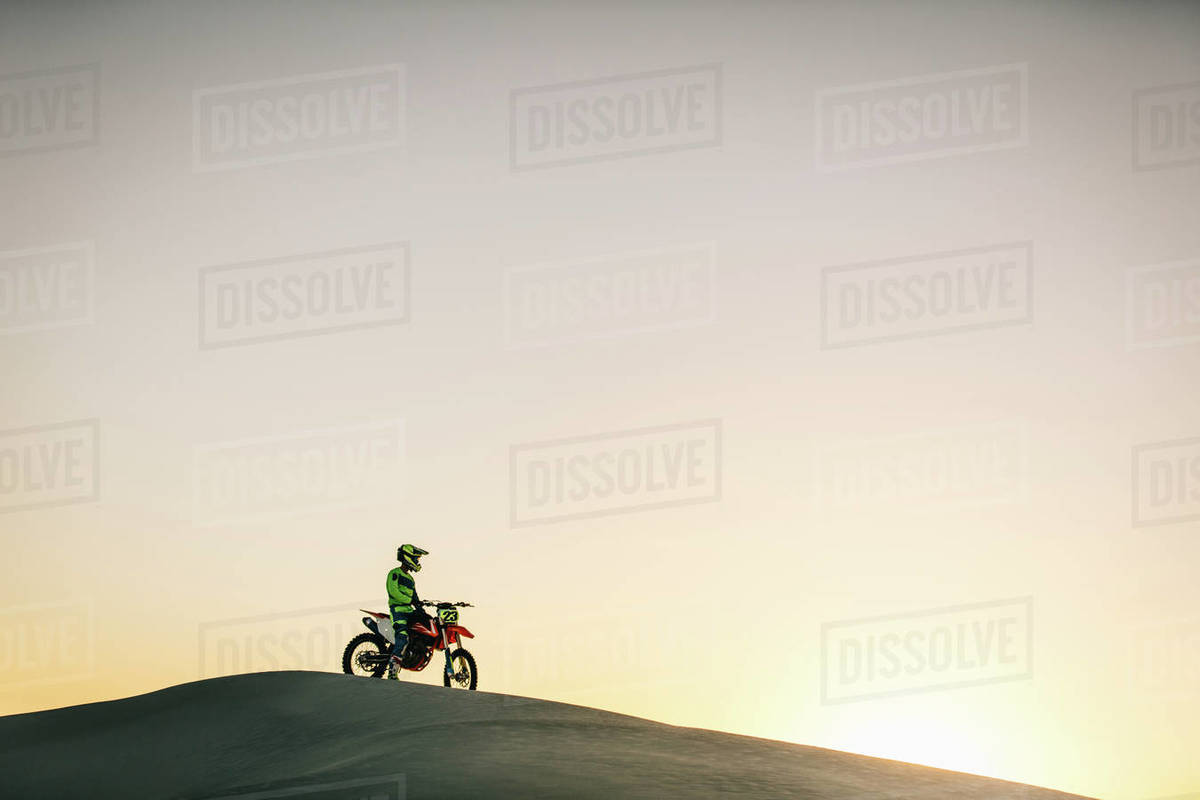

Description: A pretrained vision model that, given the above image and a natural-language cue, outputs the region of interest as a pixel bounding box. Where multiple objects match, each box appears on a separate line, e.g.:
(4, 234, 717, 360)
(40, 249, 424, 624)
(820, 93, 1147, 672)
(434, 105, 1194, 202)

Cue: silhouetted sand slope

(0, 671, 1093, 799)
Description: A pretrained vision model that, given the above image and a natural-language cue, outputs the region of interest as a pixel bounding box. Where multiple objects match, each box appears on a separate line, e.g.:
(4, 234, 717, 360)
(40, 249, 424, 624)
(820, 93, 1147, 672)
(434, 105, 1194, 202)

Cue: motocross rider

(387, 544, 428, 679)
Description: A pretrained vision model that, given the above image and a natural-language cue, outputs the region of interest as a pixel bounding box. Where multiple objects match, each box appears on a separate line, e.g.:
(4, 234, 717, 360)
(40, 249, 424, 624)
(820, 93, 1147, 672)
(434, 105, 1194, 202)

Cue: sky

(2, 2, 1199, 799)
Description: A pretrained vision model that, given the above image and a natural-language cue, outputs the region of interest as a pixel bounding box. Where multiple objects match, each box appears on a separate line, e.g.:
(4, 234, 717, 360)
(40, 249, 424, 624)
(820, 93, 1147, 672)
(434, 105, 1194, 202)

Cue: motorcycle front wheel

(443, 648, 478, 690)
(342, 632, 389, 678)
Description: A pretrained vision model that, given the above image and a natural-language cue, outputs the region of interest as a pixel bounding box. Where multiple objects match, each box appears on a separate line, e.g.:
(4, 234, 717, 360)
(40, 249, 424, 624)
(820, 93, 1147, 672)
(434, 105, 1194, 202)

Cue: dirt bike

(342, 600, 477, 690)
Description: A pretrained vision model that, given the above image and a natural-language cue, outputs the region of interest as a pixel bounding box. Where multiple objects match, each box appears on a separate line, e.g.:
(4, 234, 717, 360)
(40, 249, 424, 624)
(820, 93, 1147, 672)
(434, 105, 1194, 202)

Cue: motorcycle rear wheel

(443, 648, 478, 690)
(342, 632, 389, 678)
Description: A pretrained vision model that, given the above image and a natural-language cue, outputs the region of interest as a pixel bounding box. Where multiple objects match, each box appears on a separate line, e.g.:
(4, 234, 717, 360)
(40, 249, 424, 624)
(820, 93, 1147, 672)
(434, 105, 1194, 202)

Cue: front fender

(445, 625, 474, 644)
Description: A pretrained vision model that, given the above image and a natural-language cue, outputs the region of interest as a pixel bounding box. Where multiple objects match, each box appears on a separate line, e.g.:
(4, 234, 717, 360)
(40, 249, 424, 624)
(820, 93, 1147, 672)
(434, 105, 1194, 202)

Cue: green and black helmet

(398, 544, 428, 572)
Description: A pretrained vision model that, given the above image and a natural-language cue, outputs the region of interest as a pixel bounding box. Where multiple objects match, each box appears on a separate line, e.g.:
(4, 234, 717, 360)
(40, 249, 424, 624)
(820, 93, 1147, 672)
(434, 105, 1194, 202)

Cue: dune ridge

(0, 671, 1095, 799)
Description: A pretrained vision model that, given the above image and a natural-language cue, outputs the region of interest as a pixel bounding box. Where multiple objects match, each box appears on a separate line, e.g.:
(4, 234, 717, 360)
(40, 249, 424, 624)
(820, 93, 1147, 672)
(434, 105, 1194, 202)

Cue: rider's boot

(388, 631, 408, 680)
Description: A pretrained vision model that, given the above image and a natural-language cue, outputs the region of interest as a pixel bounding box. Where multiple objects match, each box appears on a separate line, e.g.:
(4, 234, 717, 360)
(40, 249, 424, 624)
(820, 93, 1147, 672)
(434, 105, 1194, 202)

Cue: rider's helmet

(398, 544, 428, 572)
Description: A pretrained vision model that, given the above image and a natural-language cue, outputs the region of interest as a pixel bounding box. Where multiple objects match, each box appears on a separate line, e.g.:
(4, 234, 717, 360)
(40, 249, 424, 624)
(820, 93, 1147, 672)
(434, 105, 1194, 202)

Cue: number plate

(438, 608, 458, 624)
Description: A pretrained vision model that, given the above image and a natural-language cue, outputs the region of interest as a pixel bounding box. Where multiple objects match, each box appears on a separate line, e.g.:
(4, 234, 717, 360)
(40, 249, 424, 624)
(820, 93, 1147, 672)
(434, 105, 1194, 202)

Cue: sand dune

(0, 671, 1093, 799)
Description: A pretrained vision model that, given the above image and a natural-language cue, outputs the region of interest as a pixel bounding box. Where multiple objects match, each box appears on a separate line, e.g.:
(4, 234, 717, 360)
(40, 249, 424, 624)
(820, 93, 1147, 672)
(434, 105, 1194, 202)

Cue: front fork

(441, 628, 454, 677)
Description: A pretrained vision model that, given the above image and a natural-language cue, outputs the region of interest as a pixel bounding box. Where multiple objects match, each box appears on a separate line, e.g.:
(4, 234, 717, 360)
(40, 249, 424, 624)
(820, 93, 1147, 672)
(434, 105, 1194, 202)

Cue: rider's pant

(389, 605, 410, 659)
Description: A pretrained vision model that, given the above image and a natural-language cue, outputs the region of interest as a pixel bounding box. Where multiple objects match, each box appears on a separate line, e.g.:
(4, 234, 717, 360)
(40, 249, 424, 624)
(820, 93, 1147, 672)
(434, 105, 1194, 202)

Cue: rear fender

(363, 617, 395, 644)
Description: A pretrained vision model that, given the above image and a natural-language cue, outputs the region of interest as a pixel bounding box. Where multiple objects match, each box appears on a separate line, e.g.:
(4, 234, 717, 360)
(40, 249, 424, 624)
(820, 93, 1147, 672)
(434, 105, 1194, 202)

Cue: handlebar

(419, 600, 473, 608)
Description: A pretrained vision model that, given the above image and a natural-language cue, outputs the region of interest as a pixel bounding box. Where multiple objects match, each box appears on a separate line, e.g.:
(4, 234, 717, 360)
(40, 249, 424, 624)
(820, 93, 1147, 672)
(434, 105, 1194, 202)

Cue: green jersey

(387, 567, 417, 616)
